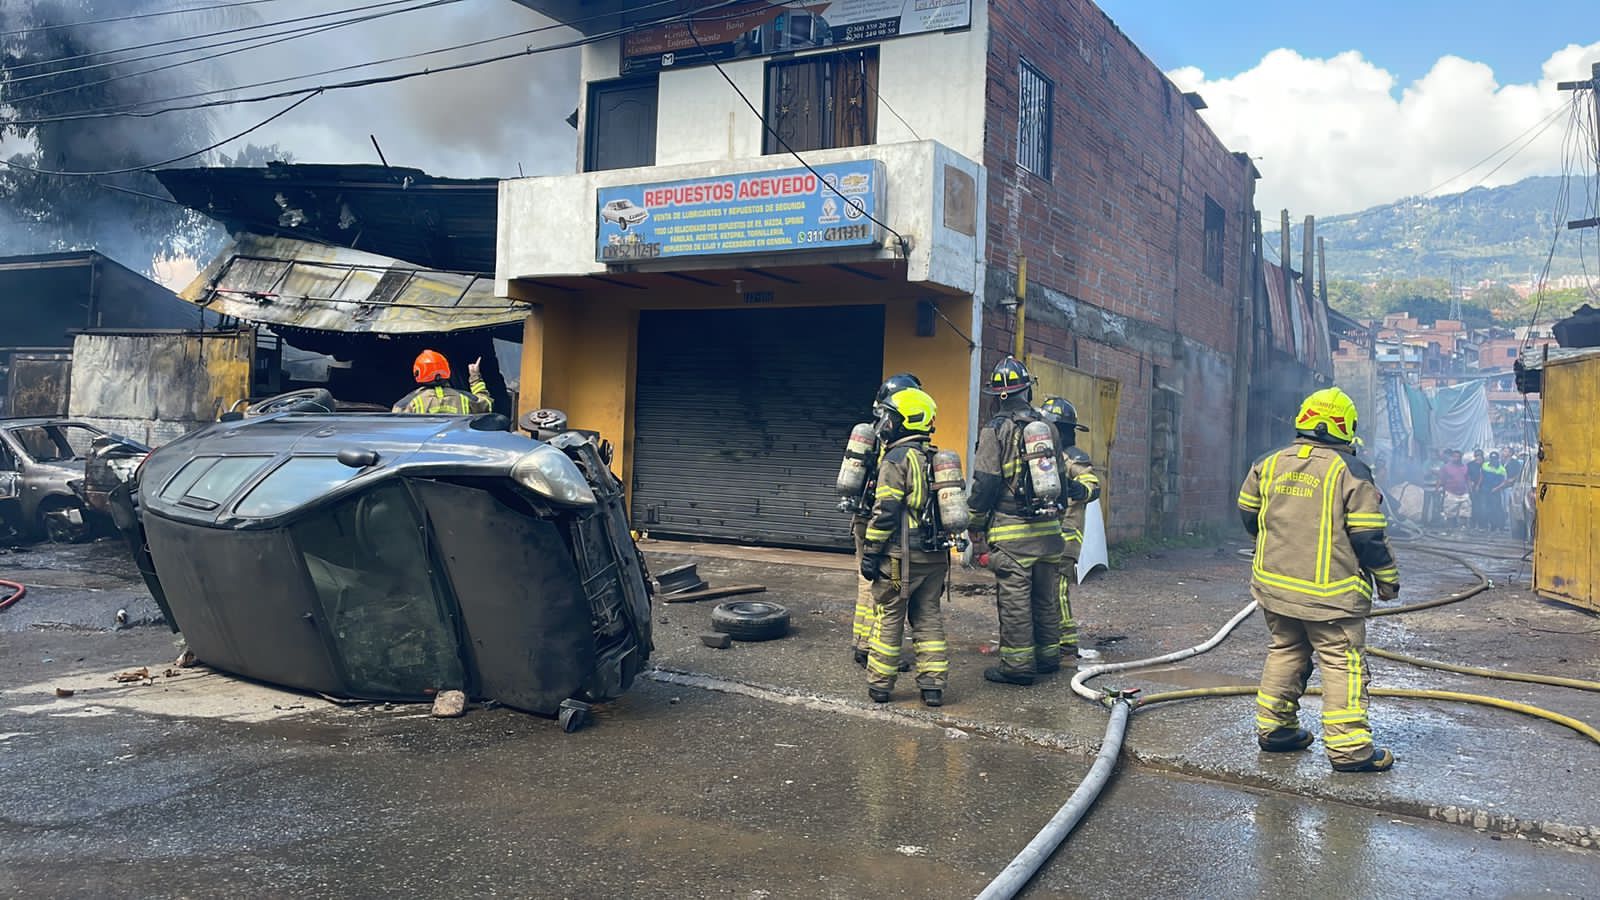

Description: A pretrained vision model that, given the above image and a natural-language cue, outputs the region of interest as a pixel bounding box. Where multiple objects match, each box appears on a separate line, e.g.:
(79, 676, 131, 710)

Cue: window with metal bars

(1017, 60, 1053, 178)
(763, 48, 878, 155)
(1203, 196, 1226, 284)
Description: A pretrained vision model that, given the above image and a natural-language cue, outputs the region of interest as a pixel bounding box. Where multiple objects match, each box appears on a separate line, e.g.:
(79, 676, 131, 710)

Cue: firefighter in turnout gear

(969, 357, 1087, 685)
(1039, 396, 1101, 658)
(850, 373, 924, 669)
(393, 350, 492, 414)
(859, 387, 951, 707)
(1238, 387, 1400, 773)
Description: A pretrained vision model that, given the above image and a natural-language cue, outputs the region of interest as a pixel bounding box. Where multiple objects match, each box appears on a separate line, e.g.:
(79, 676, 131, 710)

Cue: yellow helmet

(885, 387, 937, 434)
(1295, 387, 1358, 444)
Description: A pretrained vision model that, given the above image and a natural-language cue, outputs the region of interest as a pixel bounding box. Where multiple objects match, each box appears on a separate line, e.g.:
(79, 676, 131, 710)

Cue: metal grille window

(1203, 196, 1226, 284)
(1017, 60, 1053, 178)
(764, 49, 877, 155)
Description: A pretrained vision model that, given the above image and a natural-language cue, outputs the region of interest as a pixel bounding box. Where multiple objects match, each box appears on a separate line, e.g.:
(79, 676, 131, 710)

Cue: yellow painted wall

(1533, 355, 1599, 612)
(513, 281, 975, 509)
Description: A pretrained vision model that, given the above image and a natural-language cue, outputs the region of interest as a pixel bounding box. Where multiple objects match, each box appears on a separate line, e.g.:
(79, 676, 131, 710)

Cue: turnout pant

(991, 543, 1066, 676)
(866, 556, 949, 690)
(851, 519, 875, 652)
(1255, 609, 1376, 767)
(1058, 555, 1079, 655)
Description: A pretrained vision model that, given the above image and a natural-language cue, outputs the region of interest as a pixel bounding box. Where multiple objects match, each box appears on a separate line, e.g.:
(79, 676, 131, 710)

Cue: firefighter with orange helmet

(393, 350, 492, 414)
(1238, 386, 1399, 772)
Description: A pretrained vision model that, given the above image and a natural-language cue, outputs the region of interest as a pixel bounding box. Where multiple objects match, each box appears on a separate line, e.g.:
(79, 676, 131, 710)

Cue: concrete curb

(649, 665, 1600, 852)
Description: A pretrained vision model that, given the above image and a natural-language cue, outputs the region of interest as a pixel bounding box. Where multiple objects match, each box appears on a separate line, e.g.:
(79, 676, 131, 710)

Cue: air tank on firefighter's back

(931, 449, 969, 533)
(1021, 420, 1062, 504)
(835, 422, 879, 499)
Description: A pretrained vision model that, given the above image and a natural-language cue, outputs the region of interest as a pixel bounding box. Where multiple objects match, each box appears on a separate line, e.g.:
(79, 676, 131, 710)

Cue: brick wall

(979, 0, 1257, 540)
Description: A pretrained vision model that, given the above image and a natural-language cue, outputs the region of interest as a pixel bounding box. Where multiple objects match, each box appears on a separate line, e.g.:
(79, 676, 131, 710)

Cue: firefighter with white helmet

(858, 386, 956, 707)
(968, 357, 1090, 685)
(1238, 386, 1400, 772)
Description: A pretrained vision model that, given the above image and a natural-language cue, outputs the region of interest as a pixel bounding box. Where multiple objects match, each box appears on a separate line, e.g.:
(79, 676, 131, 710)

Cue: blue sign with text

(595, 160, 885, 263)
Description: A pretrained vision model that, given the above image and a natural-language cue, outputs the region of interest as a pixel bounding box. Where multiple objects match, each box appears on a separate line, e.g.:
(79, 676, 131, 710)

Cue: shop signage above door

(621, 0, 972, 75)
(595, 160, 886, 263)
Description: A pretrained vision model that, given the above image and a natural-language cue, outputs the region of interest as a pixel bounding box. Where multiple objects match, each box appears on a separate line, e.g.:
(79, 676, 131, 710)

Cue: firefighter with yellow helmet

(1039, 396, 1101, 659)
(1238, 386, 1400, 772)
(968, 357, 1091, 685)
(848, 373, 924, 670)
(858, 386, 952, 707)
(393, 349, 493, 414)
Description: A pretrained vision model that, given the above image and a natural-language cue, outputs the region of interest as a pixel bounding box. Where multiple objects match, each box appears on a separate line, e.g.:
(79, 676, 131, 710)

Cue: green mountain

(1305, 175, 1598, 282)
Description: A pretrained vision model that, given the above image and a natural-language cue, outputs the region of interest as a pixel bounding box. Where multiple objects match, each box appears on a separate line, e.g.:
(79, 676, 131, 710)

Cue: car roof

(0, 418, 96, 429)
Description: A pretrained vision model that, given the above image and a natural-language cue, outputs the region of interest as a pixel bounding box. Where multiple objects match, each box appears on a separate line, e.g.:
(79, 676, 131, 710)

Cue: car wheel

(710, 600, 791, 642)
(618, 220, 629, 232)
(244, 388, 336, 418)
(38, 497, 89, 544)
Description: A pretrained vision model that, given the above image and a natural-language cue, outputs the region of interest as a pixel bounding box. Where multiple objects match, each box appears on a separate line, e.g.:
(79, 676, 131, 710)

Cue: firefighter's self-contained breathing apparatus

(835, 372, 924, 515)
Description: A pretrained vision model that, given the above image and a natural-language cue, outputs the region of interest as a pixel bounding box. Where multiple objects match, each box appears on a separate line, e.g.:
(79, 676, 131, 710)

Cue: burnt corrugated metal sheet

(182, 235, 526, 335)
(156, 163, 498, 273)
(630, 305, 884, 549)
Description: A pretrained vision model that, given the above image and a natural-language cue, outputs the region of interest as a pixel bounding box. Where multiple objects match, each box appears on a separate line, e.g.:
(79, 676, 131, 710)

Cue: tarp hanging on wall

(1430, 382, 1496, 454)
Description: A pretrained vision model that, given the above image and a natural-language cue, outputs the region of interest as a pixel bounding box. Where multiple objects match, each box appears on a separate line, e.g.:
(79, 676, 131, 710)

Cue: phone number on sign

(796, 224, 875, 244)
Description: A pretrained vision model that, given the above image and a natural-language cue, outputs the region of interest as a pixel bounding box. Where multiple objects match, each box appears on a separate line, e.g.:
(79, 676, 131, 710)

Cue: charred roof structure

(0, 251, 195, 350)
(156, 163, 499, 274)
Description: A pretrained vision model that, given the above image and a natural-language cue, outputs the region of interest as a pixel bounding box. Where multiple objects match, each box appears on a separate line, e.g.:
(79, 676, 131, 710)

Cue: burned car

(1, 418, 145, 542)
(115, 408, 653, 729)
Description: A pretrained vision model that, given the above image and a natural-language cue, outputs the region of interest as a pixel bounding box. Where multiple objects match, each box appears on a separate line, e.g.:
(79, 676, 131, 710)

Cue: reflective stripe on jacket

(393, 380, 492, 415)
(1059, 445, 1101, 558)
(1238, 438, 1398, 621)
(863, 436, 943, 562)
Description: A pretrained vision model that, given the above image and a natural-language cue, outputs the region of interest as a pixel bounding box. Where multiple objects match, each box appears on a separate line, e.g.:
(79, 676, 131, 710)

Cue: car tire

(38, 497, 89, 544)
(710, 600, 791, 642)
(245, 388, 336, 418)
(618, 220, 629, 232)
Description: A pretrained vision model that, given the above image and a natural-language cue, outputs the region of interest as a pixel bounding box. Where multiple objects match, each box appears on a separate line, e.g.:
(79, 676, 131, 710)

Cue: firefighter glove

(860, 554, 887, 583)
(1066, 479, 1090, 502)
(1376, 580, 1400, 601)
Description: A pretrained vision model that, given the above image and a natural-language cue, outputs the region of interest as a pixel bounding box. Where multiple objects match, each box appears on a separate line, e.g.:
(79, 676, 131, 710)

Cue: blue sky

(1098, 0, 1596, 87)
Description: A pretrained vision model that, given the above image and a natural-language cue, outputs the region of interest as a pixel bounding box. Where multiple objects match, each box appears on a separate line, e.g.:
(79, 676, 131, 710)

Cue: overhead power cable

(0, 91, 318, 176)
(2, 0, 442, 82)
(0, 0, 293, 37)
(1, 0, 765, 127)
(2, 0, 461, 109)
(1420, 103, 1571, 199)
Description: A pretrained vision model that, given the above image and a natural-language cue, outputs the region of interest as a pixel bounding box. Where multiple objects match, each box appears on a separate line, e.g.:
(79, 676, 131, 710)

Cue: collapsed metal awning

(183, 234, 526, 335)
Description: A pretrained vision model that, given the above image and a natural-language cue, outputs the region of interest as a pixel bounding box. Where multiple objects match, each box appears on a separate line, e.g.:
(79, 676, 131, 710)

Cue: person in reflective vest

(968, 357, 1089, 686)
(1039, 396, 1101, 659)
(852, 373, 922, 669)
(1238, 386, 1400, 773)
(858, 387, 950, 708)
(393, 350, 492, 414)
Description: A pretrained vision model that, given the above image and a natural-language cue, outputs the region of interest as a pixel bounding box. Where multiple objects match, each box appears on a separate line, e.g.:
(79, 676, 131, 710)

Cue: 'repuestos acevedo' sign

(595, 160, 885, 263)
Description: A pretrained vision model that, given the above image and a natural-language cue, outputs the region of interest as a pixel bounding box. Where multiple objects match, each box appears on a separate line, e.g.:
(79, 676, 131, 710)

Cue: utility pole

(1281, 209, 1300, 359)
(1558, 62, 1600, 231)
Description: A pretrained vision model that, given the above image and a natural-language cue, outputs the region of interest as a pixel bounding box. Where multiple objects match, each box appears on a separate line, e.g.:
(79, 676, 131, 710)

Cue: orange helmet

(413, 349, 451, 384)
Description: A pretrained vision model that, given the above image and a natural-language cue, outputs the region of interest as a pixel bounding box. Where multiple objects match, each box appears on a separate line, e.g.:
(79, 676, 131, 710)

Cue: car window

(3, 424, 102, 463)
(158, 456, 273, 509)
(235, 457, 358, 517)
(292, 483, 465, 696)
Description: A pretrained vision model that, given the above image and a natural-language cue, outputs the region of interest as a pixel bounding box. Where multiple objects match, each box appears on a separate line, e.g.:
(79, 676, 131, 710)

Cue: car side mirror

(337, 448, 380, 468)
(470, 413, 512, 432)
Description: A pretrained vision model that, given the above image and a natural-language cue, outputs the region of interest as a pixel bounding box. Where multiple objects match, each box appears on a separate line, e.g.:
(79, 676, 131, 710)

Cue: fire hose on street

(0, 578, 25, 612)
(976, 546, 1600, 900)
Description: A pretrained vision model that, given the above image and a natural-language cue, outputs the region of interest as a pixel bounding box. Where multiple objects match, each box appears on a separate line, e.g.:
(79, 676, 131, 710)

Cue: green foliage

(0, 0, 232, 272)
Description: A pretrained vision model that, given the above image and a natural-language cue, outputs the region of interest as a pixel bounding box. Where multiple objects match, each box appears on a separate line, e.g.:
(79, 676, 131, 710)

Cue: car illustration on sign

(600, 198, 651, 230)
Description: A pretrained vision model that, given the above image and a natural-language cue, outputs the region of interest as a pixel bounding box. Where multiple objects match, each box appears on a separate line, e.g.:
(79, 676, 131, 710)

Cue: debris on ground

(113, 666, 150, 683)
(174, 649, 197, 668)
(700, 632, 733, 649)
(431, 690, 467, 718)
(656, 563, 708, 595)
(53, 687, 74, 698)
(661, 584, 767, 604)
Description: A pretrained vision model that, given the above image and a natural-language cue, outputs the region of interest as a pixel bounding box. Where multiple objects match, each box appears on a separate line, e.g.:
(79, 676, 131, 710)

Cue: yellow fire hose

(1135, 685, 1600, 746)
(1365, 647, 1600, 694)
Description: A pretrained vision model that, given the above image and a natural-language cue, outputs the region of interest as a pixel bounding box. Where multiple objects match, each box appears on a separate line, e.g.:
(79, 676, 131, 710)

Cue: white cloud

(1171, 42, 1600, 216)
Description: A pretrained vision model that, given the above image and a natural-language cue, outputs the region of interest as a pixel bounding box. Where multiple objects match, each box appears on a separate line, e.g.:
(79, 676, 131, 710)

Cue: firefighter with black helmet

(1238, 386, 1399, 772)
(393, 349, 492, 414)
(858, 386, 951, 707)
(968, 357, 1091, 685)
(1039, 396, 1101, 659)
(846, 373, 923, 668)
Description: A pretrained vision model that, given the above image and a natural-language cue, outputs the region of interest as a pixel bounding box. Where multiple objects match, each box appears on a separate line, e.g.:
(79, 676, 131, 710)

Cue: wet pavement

(2, 535, 1599, 896)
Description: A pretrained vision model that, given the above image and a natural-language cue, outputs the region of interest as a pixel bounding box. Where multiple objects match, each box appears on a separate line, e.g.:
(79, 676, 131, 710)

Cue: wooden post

(1280, 209, 1298, 358)
(1302, 215, 1315, 315)
(1230, 206, 1256, 483)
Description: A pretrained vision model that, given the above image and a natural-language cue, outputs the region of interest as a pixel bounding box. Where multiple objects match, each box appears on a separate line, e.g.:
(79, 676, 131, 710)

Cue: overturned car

(113, 407, 652, 729)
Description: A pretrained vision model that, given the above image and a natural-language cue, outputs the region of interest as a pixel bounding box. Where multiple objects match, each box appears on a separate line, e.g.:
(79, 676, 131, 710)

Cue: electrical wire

(1418, 103, 1572, 199)
(0, 0, 293, 37)
(684, 13, 913, 258)
(1522, 94, 1584, 352)
(0, 91, 316, 176)
(2, 0, 461, 110)
(1, 0, 440, 82)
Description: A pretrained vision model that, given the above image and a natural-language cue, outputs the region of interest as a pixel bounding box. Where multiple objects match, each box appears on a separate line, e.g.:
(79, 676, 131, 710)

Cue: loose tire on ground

(710, 600, 791, 642)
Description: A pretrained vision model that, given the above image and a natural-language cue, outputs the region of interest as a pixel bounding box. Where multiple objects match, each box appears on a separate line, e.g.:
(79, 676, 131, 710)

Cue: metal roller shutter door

(631, 305, 884, 549)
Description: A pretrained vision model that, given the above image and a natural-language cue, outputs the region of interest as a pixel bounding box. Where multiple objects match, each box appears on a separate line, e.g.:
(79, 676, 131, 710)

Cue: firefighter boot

(853, 649, 869, 669)
(921, 689, 943, 708)
(1332, 747, 1395, 773)
(1258, 727, 1315, 752)
(868, 687, 893, 703)
(984, 666, 1035, 686)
